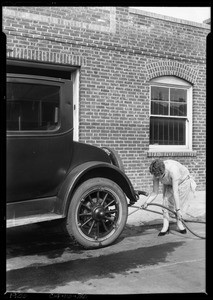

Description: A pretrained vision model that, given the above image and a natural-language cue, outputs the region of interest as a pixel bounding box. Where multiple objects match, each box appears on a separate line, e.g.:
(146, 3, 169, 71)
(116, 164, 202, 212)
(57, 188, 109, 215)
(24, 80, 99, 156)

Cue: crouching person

(142, 159, 196, 236)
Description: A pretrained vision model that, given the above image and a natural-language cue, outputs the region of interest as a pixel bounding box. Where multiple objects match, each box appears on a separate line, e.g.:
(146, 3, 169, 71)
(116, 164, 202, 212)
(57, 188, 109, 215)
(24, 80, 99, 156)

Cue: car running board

(7, 213, 64, 228)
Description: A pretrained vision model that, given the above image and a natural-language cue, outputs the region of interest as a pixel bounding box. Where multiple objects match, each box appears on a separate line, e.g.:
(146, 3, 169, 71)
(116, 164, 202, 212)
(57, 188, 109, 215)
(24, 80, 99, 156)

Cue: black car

(6, 64, 139, 249)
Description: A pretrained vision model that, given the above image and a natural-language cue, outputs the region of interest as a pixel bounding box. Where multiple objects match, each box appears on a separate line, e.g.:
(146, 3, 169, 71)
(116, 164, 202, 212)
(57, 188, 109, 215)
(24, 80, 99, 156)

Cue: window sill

(147, 150, 197, 157)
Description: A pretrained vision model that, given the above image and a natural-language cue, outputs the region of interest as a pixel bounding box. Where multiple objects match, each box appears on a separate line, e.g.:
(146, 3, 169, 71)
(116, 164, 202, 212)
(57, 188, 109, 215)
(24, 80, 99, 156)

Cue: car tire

(64, 177, 128, 249)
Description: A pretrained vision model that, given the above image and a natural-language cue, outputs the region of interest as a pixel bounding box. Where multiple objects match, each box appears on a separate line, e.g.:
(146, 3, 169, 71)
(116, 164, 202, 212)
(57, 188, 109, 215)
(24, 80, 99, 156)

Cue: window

(7, 80, 60, 131)
(6, 60, 79, 139)
(149, 76, 192, 151)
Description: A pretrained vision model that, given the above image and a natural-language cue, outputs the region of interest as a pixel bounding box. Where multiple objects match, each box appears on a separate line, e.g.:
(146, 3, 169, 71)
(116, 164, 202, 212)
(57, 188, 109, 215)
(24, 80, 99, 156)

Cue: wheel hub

(92, 206, 106, 221)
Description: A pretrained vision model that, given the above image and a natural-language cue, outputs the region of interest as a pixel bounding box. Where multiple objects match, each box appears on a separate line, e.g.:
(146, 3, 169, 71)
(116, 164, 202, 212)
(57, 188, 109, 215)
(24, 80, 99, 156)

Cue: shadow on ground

(6, 221, 159, 257)
(7, 220, 198, 259)
(7, 237, 185, 293)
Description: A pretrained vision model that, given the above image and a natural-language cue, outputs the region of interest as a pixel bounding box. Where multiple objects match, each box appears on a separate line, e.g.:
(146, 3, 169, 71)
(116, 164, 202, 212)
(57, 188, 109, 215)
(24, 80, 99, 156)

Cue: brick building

(3, 6, 210, 192)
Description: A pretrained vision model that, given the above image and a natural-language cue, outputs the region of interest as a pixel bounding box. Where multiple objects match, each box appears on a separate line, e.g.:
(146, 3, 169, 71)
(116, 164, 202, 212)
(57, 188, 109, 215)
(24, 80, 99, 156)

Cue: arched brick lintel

(146, 61, 198, 85)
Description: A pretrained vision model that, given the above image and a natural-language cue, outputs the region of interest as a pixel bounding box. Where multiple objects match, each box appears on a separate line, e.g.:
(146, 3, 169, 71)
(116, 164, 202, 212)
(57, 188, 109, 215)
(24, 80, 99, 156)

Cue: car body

(6, 67, 138, 248)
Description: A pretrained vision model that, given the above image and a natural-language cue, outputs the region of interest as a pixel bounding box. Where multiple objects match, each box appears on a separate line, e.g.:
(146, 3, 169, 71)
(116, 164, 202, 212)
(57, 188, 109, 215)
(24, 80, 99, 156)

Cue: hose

(128, 202, 205, 239)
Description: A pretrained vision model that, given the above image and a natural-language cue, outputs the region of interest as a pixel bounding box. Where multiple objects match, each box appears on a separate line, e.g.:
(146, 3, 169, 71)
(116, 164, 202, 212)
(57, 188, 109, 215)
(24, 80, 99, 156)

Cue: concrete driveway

(6, 219, 206, 294)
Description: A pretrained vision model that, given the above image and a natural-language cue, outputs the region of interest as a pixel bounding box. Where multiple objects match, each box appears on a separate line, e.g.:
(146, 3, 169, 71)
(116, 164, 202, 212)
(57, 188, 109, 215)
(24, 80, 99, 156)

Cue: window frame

(149, 77, 193, 152)
(6, 60, 79, 139)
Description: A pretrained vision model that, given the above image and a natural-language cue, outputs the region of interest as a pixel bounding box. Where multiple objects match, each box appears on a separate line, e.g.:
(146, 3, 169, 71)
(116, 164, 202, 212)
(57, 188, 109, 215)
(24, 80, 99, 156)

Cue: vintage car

(6, 62, 143, 249)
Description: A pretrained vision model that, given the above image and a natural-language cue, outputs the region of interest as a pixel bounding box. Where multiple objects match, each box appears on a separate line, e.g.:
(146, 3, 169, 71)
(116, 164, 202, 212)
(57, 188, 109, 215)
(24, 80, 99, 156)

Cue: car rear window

(7, 82, 60, 131)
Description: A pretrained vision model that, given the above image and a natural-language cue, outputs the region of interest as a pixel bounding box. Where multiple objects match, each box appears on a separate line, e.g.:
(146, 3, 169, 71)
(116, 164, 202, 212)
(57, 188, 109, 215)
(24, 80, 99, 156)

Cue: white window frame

(149, 76, 193, 152)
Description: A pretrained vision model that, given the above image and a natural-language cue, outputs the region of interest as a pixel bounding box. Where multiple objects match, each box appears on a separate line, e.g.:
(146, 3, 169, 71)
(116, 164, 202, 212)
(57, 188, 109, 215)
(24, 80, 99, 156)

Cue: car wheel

(65, 178, 128, 249)
(101, 147, 125, 173)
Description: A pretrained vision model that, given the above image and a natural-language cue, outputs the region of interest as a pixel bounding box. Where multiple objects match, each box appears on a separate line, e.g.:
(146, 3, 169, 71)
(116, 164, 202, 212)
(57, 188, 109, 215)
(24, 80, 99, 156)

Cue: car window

(7, 82, 60, 131)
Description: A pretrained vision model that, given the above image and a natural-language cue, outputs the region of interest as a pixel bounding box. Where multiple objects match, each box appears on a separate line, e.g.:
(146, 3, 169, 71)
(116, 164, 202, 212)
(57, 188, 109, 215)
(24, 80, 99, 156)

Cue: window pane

(170, 88, 187, 102)
(170, 102, 187, 116)
(150, 117, 186, 145)
(151, 86, 169, 101)
(151, 101, 169, 115)
(6, 82, 60, 131)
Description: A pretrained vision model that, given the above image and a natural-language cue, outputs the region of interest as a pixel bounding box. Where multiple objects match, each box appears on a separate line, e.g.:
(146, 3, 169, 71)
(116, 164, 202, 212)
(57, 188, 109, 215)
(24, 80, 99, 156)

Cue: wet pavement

(6, 220, 206, 294)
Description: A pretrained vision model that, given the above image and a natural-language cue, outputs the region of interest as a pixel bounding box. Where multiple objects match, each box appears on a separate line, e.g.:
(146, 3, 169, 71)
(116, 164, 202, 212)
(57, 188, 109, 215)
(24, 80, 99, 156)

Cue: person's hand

(176, 209, 182, 220)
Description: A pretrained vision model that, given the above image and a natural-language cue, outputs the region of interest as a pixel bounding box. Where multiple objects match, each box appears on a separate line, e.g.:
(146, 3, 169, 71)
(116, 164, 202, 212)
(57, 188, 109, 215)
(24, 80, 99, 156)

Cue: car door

(6, 75, 74, 203)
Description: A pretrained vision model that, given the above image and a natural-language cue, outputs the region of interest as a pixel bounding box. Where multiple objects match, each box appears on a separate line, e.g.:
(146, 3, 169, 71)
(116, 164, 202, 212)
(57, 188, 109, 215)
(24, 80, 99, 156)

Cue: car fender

(56, 161, 137, 216)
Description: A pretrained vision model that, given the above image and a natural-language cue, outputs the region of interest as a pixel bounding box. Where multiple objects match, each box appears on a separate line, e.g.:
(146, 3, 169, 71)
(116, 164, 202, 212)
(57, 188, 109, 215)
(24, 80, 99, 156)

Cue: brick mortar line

(4, 29, 206, 64)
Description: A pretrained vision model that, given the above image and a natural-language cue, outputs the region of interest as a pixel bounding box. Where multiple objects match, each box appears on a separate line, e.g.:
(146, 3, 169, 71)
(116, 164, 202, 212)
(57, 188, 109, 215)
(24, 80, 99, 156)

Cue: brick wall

(3, 6, 209, 192)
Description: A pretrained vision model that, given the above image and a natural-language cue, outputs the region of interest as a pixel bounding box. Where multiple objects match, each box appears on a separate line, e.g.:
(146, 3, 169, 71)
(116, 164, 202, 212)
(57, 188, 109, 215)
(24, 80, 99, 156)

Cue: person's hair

(149, 159, 165, 177)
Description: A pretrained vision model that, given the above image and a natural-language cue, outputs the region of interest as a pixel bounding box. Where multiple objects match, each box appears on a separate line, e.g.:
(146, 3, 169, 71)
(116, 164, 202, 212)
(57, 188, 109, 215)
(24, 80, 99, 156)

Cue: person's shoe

(158, 227, 170, 236)
(179, 228, 187, 234)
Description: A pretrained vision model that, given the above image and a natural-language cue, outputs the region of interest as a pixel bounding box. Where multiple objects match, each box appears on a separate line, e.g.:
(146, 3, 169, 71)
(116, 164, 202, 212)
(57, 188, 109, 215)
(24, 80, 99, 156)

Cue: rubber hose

(128, 203, 205, 239)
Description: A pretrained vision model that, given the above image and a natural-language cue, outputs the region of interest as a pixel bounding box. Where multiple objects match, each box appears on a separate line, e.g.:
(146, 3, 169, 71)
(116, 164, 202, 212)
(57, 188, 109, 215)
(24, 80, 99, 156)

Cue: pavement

(127, 190, 206, 227)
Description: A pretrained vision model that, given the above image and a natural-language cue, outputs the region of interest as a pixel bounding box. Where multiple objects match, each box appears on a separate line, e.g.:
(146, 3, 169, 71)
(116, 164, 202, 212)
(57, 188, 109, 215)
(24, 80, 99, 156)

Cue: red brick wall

(3, 6, 209, 192)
